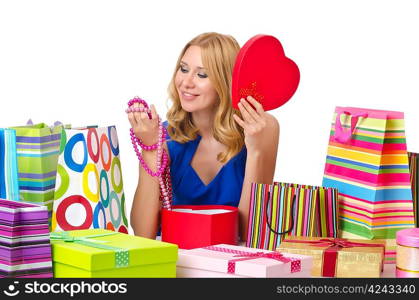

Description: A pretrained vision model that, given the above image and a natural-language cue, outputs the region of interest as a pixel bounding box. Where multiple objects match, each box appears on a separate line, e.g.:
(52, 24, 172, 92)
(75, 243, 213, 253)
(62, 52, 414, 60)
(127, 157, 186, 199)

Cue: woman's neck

(192, 109, 215, 139)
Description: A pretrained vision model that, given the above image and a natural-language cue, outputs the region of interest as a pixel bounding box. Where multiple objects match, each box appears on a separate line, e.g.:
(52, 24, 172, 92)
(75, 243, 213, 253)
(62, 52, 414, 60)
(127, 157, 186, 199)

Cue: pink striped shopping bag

(323, 107, 415, 240)
(246, 182, 338, 250)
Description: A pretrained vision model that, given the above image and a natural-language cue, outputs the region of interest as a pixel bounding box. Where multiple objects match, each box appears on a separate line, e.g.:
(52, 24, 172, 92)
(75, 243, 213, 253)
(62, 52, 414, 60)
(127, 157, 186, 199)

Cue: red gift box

(161, 205, 238, 249)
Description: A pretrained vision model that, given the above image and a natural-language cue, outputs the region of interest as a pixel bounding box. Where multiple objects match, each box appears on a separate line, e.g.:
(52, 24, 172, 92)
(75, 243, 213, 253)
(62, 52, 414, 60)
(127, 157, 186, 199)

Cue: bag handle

(26, 119, 63, 132)
(334, 110, 367, 143)
(265, 193, 296, 235)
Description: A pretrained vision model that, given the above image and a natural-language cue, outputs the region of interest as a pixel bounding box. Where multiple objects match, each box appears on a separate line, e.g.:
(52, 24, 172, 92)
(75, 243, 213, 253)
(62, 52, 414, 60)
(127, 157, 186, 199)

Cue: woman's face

(175, 45, 218, 114)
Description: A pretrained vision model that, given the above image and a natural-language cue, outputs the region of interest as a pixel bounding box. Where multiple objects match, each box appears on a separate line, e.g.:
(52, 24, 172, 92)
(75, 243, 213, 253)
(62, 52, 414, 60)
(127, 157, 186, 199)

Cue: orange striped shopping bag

(322, 107, 415, 240)
(246, 182, 339, 250)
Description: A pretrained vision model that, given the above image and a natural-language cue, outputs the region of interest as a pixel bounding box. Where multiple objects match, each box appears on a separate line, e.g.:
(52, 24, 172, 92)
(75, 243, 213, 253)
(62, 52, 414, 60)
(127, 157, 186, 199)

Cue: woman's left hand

(233, 96, 279, 154)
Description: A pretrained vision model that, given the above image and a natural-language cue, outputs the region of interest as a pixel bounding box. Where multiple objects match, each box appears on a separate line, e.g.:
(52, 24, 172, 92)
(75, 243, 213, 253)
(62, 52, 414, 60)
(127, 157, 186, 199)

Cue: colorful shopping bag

(323, 107, 415, 239)
(52, 126, 129, 233)
(246, 182, 339, 250)
(0, 129, 20, 201)
(407, 152, 419, 227)
(9, 122, 63, 216)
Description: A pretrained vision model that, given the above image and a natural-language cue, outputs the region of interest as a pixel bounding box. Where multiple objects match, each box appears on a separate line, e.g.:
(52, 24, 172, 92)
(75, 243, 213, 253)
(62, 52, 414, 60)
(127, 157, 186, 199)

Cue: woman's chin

(180, 102, 199, 113)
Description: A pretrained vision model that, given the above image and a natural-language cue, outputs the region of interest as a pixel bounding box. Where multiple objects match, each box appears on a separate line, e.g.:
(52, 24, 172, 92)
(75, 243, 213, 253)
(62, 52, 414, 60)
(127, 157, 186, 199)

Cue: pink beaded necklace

(126, 97, 172, 209)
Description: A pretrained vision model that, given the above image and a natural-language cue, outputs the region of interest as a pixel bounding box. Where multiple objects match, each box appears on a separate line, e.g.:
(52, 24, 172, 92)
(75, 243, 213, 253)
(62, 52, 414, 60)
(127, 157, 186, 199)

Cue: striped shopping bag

(322, 107, 415, 240)
(9, 122, 63, 221)
(246, 182, 339, 250)
(408, 152, 419, 227)
(0, 129, 20, 201)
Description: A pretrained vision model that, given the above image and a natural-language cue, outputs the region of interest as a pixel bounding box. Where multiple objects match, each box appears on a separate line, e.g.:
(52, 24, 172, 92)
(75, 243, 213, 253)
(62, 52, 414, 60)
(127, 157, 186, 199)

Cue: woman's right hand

(127, 102, 160, 146)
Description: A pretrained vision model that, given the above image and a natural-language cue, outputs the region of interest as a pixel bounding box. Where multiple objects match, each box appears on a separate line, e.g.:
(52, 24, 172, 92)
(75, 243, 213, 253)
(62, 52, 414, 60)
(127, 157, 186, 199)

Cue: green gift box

(50, 229, 178, 278)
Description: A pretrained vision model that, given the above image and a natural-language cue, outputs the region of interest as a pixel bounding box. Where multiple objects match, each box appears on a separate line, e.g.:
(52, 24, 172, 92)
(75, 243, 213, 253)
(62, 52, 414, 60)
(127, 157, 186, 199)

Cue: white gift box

(177, 244, 313, 278)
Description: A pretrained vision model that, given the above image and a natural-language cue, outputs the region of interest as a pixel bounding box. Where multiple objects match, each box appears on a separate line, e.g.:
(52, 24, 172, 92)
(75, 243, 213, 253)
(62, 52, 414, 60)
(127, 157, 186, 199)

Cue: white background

(1, 0, 419, 228)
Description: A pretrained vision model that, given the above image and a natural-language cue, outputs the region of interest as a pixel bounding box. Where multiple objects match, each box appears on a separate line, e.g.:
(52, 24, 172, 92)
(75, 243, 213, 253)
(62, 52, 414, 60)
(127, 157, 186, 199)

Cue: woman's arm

(233, 96, 280, 241)
(128, 103, 165, 239)
(130, 150, 161, 239)
(130, 143, 170, 239)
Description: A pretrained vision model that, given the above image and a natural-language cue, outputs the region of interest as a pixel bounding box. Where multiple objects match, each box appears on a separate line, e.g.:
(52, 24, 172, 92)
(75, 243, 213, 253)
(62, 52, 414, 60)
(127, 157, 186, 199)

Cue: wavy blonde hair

(167, 32, 244, 163)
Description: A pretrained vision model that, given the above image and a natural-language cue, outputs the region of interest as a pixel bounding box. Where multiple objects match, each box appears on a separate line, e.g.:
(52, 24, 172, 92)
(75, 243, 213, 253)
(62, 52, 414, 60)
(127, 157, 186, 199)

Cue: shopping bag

(9, 122, 63, 216)
(323, 107, 415, 239)
(246, 182, 339, 250)
(52, 126, 129, 233)
(408, 152, 419, 227)
(0, 129, 20, 201)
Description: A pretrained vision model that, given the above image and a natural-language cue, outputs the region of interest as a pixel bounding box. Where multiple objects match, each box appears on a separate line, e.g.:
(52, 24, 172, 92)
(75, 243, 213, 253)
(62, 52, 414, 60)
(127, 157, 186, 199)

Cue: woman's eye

(180, 66, 188, 73)
(197, 73, 208, 78)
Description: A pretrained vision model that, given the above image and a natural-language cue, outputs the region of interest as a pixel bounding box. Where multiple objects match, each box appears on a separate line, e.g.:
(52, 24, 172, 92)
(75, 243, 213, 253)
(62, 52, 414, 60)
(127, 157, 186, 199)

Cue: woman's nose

(182, 72, 195, 88)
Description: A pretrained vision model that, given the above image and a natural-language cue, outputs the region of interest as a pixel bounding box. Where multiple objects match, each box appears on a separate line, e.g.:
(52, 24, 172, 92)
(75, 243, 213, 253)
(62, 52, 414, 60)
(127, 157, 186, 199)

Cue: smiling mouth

(181, 91, 199, 99)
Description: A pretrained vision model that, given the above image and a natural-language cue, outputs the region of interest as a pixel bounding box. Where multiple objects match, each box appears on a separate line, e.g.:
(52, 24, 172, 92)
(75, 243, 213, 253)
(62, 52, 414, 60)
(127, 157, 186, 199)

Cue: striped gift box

(0, 129, 20, 201)
(0, 198, 53, 278)
(9, 123, 63, 223)
(246, 182, 339, 251)
(323, 107, 415, 241)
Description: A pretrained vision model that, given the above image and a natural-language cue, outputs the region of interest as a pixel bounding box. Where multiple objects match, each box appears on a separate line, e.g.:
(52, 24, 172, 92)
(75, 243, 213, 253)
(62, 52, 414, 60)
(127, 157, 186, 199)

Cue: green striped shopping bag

(246, 182, 339, 250)
(9, 122, 63, 220)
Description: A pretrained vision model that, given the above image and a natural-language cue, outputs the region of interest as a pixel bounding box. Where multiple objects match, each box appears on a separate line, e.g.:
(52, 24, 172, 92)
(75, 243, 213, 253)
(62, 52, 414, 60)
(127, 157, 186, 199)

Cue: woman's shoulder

(264, 113, 279, 132)
(261, 113, 279, 147)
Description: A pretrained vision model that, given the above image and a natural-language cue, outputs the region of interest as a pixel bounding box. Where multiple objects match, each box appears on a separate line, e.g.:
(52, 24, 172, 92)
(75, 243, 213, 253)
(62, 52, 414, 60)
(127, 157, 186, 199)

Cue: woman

(128, 32, 279, 241)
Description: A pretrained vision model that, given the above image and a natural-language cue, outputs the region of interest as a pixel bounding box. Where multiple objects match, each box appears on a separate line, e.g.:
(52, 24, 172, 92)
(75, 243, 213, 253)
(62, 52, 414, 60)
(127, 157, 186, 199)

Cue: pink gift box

(396, 228, 419, 278)
(177, 244, 312, 278)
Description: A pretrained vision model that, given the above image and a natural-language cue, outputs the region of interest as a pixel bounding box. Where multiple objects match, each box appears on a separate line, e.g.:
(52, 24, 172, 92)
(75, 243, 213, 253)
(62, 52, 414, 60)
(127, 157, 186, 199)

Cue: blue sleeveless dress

(164, 122, 247, 207)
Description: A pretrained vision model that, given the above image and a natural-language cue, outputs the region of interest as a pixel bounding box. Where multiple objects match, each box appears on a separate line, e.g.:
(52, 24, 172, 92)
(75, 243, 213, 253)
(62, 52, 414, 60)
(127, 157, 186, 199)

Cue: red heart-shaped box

(232, 35, 300, 111)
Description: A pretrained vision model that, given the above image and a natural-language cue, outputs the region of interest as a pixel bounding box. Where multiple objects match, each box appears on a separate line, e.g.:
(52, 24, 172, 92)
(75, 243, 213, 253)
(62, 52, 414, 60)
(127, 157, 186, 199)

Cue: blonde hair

(167, 32, 244, 163)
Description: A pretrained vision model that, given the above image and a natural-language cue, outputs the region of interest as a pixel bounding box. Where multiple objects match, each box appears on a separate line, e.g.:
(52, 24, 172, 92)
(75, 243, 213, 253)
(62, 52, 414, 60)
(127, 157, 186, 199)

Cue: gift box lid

(0, 199, 49, 226)
(50, 229, 178, 271)
(396, 228, 419, 248)
(177, 244, 312, 277)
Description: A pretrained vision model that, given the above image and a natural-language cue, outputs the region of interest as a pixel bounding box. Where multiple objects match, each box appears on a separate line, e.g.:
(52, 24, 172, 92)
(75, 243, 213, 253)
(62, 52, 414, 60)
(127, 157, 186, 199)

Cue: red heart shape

(232, 35, 300, 111)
